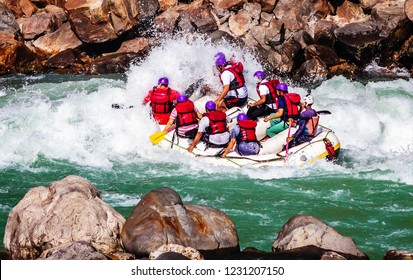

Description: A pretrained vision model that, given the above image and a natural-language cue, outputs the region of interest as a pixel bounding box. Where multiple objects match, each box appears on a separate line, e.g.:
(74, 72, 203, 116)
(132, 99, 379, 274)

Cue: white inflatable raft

(155, 97, 340, 168)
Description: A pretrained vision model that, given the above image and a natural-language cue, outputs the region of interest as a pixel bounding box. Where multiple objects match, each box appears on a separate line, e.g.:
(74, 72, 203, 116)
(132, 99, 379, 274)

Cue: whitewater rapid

(0, 36, 413, 184)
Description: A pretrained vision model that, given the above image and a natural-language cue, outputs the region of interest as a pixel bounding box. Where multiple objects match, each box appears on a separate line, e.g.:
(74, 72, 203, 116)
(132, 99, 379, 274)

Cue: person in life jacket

(246, 70, 278, 120)
(285, 95, 319, 150)
(214, 55, 248, 111)
(162, 94, 203, 139)
(263, 83, 301, 137)
(187, 100, 230, 153)
(220, 113, 260, 158)
(142, 76, 180, 125)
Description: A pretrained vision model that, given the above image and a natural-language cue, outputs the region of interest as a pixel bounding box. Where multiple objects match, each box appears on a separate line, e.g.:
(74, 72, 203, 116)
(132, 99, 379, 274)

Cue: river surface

(1, 36, 412, 260)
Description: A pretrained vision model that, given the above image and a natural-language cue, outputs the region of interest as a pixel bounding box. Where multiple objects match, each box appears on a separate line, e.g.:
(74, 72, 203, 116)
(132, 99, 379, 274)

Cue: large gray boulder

(272, 215, 368, 258)
(3, 175, 126, 260)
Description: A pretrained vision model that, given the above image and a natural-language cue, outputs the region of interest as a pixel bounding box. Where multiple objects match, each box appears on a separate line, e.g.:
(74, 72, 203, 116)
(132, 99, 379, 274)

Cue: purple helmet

(158, 77, 169, 86)
(253, 70, 266, 80)
(215, 56, 227, 67)
(177, 94, 188, 103)
(237, 113, 248, 121)
(276, 83, 288, 92)
(214, 52, 226, 60)
(205, 100, 216, 111)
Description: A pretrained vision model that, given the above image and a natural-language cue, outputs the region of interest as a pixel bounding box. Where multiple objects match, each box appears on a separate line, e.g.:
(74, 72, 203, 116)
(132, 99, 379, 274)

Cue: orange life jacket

(204, 111, 228, 135)
(175, 100, 198, 127)
(150, 87, 172, 114)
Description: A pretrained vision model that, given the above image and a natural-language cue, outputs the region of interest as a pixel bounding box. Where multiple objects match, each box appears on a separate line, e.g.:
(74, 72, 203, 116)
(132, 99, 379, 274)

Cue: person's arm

(163, 118, 175, 132)
(215, 84, 230, 106)
(249, 94, 266, 107)
(187, 132, 203, 153)
(221, 138, 236, 158)
(142, 91, 152, 105)
(264, 108, 283, 122)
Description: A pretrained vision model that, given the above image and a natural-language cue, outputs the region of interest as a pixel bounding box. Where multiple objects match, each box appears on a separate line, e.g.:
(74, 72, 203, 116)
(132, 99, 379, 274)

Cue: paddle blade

(317, 110, 331, 115)
(149, 131, 167, 145)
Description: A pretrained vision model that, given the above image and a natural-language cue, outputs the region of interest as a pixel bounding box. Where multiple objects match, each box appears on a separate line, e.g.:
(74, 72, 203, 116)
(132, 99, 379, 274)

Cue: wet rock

(0, 34, 42, 75)
(272, 214, 368, 259)
(32, 22, 82, 55)
(45, 48, 85, 72)
(267, 39, 302, 74)
(229, 10, 254, 37)
(0, 4, 20, 37)
(383, 249, 413, 260)
(3, 175, 126, 260)
(149, 243, 204, 260)
(320, 251, 347, 260)
(406, 0, 413, 22)
(87, 52, 141, 74)
(121, 187, 239, 258)
(38, 241, 108, 260)
(16, 12, 60, 40)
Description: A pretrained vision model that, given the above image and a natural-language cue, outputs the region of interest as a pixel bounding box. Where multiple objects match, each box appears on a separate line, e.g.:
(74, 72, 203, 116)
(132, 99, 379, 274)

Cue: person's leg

(266, 118, 287, 137)
(247, 106, 265, 120)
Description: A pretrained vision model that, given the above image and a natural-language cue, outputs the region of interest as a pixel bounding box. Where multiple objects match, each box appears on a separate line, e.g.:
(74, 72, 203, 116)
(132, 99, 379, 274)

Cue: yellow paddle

(149, 125, 176, 145)
(149, 131, 168, 145)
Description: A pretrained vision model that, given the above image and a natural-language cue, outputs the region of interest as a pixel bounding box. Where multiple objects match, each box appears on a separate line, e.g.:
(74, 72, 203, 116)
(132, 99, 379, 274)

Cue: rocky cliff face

(1, 0, 412, 83)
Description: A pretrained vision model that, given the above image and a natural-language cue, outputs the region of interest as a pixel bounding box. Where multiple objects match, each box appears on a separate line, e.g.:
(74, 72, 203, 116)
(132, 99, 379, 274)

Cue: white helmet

(303, 95, 314, 105)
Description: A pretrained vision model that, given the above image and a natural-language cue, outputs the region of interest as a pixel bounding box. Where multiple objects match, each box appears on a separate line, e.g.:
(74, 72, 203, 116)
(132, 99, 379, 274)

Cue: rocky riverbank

(2, 175, 412, 260)
(1, 0, 413, 84)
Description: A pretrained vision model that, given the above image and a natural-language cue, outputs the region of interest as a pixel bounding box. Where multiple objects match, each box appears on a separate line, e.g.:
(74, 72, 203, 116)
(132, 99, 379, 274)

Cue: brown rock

(314, 20, 338, 46)
(252, 0, 275, 13)
(320, 251, 347, 260)
(383, 249, 413, 260)
(87, 52, 141, 74)
(267, 39, 302, 74)
(2, 0, 37, 18)
(115, 37, 150, 54)
(3, 175, 126, 260)
(16, 13, 58, 40)
(45, 48, 85, 71)
(272, 215, 368, 258)
(38, 241, 108, 260)
(273, 0, 329, 32)
(0, 33, 42, 75)
(209, 0, 244, 10)
(149, 244, 204, 260)
(229, 10, 253, 37)
(304, 44, 342, 66)
(121, 187, 239, 258)
(297, 58, 328, 83)
(65, 1, 117, 43)
(32, 22, 82, 55)
(155, 9, 180, 34)
(0, 4, 20, 37)
(188, 0, 218, 33)
(406, 0, 413, 22)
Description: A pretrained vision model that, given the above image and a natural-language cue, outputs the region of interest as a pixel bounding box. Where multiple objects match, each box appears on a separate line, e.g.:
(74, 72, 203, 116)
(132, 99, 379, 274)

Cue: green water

(1, 155, 412, 259)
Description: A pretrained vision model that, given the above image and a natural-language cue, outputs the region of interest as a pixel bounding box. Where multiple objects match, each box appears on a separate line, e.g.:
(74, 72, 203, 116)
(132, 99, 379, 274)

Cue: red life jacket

(257, 79, 280, 104)
(175, 100, 198, 127)
(305, 115, 319, 136)
(150, 87, 172, 114)
(238, 119, 258, 142)
(204, 111, 228, 134)
(219, 62, 245, 91)
(276, 93, 301, 120)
